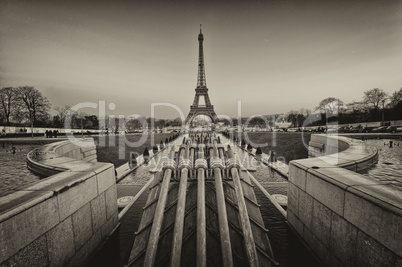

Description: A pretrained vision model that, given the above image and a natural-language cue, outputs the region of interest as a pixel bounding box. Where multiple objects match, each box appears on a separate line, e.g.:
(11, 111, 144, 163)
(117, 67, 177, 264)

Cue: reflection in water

(235, 146, 319, 266)
(362, 139, 402, 185)
(0, 144, 43, 197)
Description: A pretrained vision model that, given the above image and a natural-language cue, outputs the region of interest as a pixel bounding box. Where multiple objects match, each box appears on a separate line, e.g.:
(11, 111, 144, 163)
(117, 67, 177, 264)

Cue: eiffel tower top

(197, 24, 207, 88)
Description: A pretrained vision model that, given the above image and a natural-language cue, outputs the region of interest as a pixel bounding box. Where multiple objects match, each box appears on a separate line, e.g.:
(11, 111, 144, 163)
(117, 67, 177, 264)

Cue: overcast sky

(1, 0, 401, 119)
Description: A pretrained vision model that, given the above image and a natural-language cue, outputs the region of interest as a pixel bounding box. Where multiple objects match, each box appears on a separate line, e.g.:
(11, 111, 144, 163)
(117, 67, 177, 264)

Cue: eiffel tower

(185, 25, 217, 125)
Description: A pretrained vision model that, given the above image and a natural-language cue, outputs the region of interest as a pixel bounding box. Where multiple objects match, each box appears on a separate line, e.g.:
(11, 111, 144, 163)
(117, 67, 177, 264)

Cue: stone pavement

(0, 136, 69, 144)
(116, 134, 188, 181)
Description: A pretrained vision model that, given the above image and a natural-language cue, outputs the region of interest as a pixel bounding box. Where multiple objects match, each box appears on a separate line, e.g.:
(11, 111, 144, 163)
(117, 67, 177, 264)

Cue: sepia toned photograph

(1, 0, 401, 266)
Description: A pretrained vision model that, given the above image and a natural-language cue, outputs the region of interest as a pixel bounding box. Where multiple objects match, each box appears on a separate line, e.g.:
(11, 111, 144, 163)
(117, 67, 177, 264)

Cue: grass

(94, 133, 177, 168)
(235, 132, 313, 163)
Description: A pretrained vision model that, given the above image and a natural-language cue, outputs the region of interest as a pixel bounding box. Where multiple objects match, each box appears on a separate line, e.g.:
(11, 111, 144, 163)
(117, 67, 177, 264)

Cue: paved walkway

(116, 134, 188, 181)
(0, 136, 69, 144)
(219, 134, 289, 178)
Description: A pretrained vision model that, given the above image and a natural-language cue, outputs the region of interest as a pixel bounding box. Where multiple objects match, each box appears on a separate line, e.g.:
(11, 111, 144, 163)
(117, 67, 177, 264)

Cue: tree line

(0, 86, 196, 132)
(0, 86, 51, 128)
(2, 86, 401, 130)
(308, 87, 402, 127)
(209, 87, 402, 128)
(0, 86, 99, 129)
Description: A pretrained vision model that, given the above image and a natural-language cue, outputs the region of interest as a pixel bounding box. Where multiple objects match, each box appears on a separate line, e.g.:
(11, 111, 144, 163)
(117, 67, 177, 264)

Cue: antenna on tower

(200, 24, 202, 33)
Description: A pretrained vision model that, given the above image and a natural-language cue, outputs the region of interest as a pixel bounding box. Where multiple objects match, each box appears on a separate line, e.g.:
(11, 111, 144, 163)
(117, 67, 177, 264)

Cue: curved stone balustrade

(308, 134, 379, 172)
(288, 134, 401, 266)
(26, 138, 98, 177)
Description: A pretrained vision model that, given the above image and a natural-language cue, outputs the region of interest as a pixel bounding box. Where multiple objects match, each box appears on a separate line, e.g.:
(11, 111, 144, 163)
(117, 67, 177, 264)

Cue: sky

(1, 0, 401, 119)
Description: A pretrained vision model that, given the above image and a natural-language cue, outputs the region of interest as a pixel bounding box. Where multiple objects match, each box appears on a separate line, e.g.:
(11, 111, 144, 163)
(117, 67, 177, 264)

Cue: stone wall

(27, 138, 97, 177)
(308, 134, 350, 157)
(0, 139, 118, 267)
(308, 134, 379, 172)
(288, 134, 401, 266)
(54, 139, 97, 162)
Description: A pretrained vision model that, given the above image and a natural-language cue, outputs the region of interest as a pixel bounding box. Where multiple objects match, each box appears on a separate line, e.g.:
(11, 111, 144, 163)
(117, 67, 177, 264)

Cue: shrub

(160, 140, 164, 150)
(143, 147, 149, 157)
(130, 152, 137, 165)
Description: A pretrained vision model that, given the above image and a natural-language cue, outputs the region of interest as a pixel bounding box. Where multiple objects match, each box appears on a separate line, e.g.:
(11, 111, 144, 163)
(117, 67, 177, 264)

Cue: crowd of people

(45, 129, 59, 138)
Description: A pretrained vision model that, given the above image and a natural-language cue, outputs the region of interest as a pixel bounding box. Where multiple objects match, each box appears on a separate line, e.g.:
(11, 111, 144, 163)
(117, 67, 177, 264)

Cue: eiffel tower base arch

(185, 107, 217, 126)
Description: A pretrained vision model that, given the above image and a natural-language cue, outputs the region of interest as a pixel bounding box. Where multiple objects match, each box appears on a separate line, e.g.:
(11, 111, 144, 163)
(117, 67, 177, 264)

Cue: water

(117, 185, 150, 265)
(118, 147, 172, 185)
(361, 139, 402, 186)
(90, 132, 319, 266)
(233, 145, 320, 266)
(87, 165, 154, 267)
(0, 143, 44, 197)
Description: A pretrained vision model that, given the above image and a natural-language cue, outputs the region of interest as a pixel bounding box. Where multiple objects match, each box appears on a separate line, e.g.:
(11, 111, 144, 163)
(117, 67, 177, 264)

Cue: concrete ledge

(308, 141, 325, 150)
(1, 139, 118, 266)
(288, 134, 402, 265)
(27, 138, 98, 177)
(307, 134, 378, 172)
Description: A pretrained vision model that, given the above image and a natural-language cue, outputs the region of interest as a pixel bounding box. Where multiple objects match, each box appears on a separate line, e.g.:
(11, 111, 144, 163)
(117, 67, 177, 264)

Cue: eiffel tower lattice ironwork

(185, 25, 217, 125)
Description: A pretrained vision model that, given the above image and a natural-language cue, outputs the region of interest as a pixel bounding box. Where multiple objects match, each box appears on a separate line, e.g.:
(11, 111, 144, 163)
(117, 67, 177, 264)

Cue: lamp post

(77, 112, 85, 139)
(381, 99, 385, 126)
(81, 117, 84, 139)
(30, 119, 34, 138)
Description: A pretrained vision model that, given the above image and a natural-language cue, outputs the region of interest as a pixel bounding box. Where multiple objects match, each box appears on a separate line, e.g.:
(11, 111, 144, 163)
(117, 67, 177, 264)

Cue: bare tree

(0, 109, 4, 123)
(299, 108, 311, 117)
(17, 86, 51, 135)
(346, 101, 366, 113)
(388, 88, 402, 108)
(317, 97, 344, 115)
(0, 87, 18, 125)
(286, 110, 306, 127)
(54, 105, 71, 127)
(12, 101, 28, 125)
(363, 88, 388, 109)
